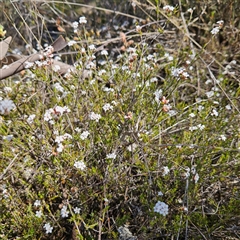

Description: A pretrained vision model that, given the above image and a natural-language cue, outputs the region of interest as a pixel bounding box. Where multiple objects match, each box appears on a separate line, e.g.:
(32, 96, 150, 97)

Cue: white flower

(136, 25, 142, 32)
(98, 69, 107, 76)
(197, 124, 205, 130)
(55, 134, 72, 144)
(86, 61, 96, 69)
(53, 83, 64, 93)
(72, 21, 78, 29)
(4, 87, 13, 93)
(80, 130, 90, 140)
(74, 207, 81, 214)
(206, 91, 214, 98)
(74, 160, 86, 170)
(211, 109, 218, 117)
(189, 126, 198, 131)
(163, 5, 174, 12)
(162, 166, 170, 176)
(127, 143, 137, 152)
(44, 108, 54, 121)
(27, 114, 36, 124)
(79, 16, 87, 24)
(56, 143, 64, 153)
(25, 61, 34, 69)
(61, 205, 69, 218)
(189, 113, 195, 118)
(150, 77, 158, 83)
(158, 191, 163, 196)
(88, 44, 96, 50)
(164, 52, 173, 61)
(219, 134, 226, 141)
(106, 153, 116, 159)
(3, 135, 13, 141)
(81, 47, 86, 53)
(171, 67, 189, 79)
(0, 99, 16, 114)
(154, 89, 162, 104)
(89, 112, 101, 122)
(68, 40, 77, 46)
(36, 210, 43, 218)
(198, 105, 204, 112)
(102, 103, 113, 112)
(211, 27, 220, 35)
(102, 87, 114, 92)
(153, 201, 169, 216)
(54, 106, 71, 115)
(101, 50, 108, 56)
(43, 223, 53, 234)
(2, 188, 9, 198)
(225, 104, 231, 110)
(34, 200, 41, 207)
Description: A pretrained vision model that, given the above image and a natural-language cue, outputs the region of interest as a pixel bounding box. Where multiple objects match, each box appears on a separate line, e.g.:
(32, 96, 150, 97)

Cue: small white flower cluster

(190, 166, 199, 183)
(26, 114, 36, 124)
(74, 207, 81, 214)
(219, 134, 226, 141)
(127, 143, 138, 152)
(101, 49, 108, 56)
(98, 69, 107, 76)
(2, 187, 9, 199)
(72, 16, 87, 32)
(24, 45, 56, 70)
(61, 205, 69, 218)
(44, 106, 70, 124)
(34, 199, 41, 207)
(34, 200, 43, 218)
(0, 99, 16, 114)
(164, 52, 174, 61)
(189, 124, 205, 131)
(153, 201, 169, 216)
(171, 67, 189, 79)
(43, 46, 54, 58)
(189, 113, 195, 118)
(118, 226, 137, 239)
(88, 44, 96, 51)
(2, 135, 13, 141)
(102, 103, 113, 112)
(80, 130, 90, 140)
(4, 86, 12, 93)
(43, 223, 53, 234)
(154, 89, 163, 104)
(53, 83, 65, 93)
(162, 166, 170, 176)
(68, 40, 77, 46)
(163, 5, 174, 12)
(211, 108, 219, 117)
(74, 160, 86, 170)
(211, 20, 224, 35)
(79, 16, 87, 24)
(89, 111, 102, 122)
(55, 133, 72, 153)
(106, 153, 117, 159)
(136, 25, 142, 32)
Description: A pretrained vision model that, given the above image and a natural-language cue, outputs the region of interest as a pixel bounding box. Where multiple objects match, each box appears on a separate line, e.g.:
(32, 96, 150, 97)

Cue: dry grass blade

(0, 36, 69, 80)
(0, 36, 12, 60)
